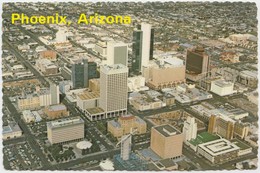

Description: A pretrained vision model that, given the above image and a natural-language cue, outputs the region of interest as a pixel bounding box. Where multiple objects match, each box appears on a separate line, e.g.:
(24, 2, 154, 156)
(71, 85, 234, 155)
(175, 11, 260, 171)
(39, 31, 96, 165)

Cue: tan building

(151, 124, 183, 159)
(17, 94, 40, 110)
(36, 59, 58, 75)
(208, 115, 249, 140)
(89, 79, 100, 92)
(39, 50, 57, 61)
(44, 104, 69, 119)
(107, 114, 147, 138)
(47, 116, 84, 144)
(143, 59, 186, 90)
(208, 115, 234, 140)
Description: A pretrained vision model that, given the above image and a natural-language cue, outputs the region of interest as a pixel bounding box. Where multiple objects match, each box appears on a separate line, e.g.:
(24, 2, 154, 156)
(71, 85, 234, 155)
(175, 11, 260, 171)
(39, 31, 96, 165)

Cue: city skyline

(2, 1, 258, 171)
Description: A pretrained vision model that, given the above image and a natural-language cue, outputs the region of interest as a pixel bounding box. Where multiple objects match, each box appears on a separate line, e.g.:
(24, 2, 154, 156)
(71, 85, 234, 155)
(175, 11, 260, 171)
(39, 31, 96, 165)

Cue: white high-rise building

(50, 83, 60, 105)
(183, 117, 197, 141)
(120, 135, 132, 160)
(106, 41, 128, 66)
(55, 27, 68, 43)
(99, 64, 128, 118)
(141, 23, 152, 67)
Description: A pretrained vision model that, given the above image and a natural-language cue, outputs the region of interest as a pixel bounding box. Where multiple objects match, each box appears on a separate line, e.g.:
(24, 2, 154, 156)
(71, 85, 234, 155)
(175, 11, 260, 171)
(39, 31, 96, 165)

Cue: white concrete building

(55, 27, 69, 43)
(50, 83, 60, 105)
(128, 76, 148, 92)
(99, 64, 128, 118)
(106, 41, 128, 66)
(183, 117, 197, 141)
(210, 79, 237, 96)
(141, 23, 152, 67)
(197, 138, 239, 164)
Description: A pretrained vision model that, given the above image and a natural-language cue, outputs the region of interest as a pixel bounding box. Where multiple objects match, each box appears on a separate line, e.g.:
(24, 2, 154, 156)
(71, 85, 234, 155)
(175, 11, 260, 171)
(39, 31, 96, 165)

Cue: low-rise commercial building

(210, 79, 236, 96)
(3, 123, 22, 140)
(36, 59, 58, 75)
(76, 91, 99, 110)
(44, 104, 69, 119)
(197, 138, 240, 164)
(39, 50, 57, 61)
(107, 114, 147, 138)
(17, 94, 41, 110)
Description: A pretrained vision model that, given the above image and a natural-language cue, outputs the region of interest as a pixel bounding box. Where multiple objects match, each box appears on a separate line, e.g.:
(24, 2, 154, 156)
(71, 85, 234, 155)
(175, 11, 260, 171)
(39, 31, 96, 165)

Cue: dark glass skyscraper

(131, 30, 143, 74)
(71, 59, 89, 89)
(131, 24, 154, 74)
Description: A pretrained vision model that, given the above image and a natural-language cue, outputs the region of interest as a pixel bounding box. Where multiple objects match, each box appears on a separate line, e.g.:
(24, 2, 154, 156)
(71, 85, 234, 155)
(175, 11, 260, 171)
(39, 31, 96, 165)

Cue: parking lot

(3, 142, 42, 170)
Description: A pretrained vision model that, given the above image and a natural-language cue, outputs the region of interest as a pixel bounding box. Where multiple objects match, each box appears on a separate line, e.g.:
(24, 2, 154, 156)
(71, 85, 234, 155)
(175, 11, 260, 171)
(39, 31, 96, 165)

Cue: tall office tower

(132, 30, 143, 73)
(50, 82, 60, 105)
(141, 23, 153, 67)
(131, 23, 154, 73)
(185, 46, 210, 81)
(107, 41, 128, 66)
(71, 59, 88, 89)
(151, 124, 183, 159)
(99, 64, 128, 118)
(183, 117, 197, 141)
(120, 135, 132, 160)
(88, 61, 98, 79)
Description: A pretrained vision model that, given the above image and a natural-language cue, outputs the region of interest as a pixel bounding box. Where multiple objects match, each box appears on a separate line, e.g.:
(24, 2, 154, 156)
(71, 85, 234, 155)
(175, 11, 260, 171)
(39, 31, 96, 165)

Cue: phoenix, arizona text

(11, 13, 132, 25)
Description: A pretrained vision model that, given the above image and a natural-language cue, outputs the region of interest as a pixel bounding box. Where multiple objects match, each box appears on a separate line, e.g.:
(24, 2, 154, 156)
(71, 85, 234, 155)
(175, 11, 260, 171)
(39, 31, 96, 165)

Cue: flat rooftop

(198, 138, 240, 156)
(78, 91, 99, 100)
(3, 123, 22, 134)
(101, 64, 128, 74)
(213, 79, 233, 87)
(86, 107, 105, 115)
(231, 138, 252, 150)
(153, 124, 180, 137)
(47, 116, 84, 128)
(47, 104, 67, 111)
(189, 132, 220, 146)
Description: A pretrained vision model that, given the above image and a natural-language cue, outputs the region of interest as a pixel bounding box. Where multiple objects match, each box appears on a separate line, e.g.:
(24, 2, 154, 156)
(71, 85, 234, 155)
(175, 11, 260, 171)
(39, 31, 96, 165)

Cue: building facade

(107, 115, 147, 138)
(71, 59, 89, 89)
(107, 41, 128, 66)
(47, 116, 84, 144)
(183, 117, 197, 141)
(44, 104, 69, 119)
(151, 124, 183, 159)
(186, 46, 210, 81)
(99, 64, 128, 118)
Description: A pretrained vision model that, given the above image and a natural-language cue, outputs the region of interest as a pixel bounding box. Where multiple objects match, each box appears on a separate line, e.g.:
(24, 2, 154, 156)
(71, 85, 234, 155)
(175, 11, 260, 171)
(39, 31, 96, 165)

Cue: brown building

(208, 115, 250, 140)
(151, 124, 183, 159)
(39, 50, 57, 61)
(44, 104, 69, 119)
(107, 114, 147, 138)
(186, 46, 210, 81)
(208, 115, 234, 140)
